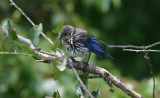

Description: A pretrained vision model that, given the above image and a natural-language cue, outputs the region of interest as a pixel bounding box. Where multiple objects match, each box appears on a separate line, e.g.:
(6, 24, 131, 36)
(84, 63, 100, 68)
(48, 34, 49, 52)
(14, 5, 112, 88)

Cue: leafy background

(0, 0, 160, 98)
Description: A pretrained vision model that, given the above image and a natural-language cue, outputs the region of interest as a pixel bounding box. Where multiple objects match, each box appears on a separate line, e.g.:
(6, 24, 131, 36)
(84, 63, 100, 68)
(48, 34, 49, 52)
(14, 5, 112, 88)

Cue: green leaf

(53, 90, 61, 98)
(6, 20, 12, 41)
(13, 41, 39, 57)
(75, 84, 84, 96)
(6, 20, 18, 42)
(51, 61, 60, 80)
(6, 20, 12, 32)
(52, 21, 64, 33)
(22, 46, 39, 57)
(80, 72, 89, 85)
(97, 84, 102, 98)
(10, 30, 18, 40)
(91, 84, 102, 98)
(13, 41, 24, 51)
(31, 23, 42, 47)
(6, 20, 17, 51)
(52, 39, 61, 52)
(92, 91, 98, 98)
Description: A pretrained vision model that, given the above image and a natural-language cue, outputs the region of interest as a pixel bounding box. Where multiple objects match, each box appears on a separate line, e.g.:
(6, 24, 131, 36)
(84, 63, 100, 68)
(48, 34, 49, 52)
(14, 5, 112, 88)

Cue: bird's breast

(62, 41, 90, 57)
(68, 37, 74, 45)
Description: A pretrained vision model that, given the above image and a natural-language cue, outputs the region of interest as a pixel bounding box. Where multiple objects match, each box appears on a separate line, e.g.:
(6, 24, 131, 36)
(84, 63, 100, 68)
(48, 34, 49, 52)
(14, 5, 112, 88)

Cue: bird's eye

(64, 33, 67, 35)
(63, 32, 68, 36)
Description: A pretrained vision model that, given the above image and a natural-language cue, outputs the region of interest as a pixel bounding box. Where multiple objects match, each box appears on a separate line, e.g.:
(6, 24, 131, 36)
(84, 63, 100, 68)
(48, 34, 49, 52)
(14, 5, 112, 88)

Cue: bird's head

(58, 25, 74, 41)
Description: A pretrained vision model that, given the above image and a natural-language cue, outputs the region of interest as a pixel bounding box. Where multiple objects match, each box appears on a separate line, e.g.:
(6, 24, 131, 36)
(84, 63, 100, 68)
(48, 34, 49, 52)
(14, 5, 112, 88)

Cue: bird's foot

(86, 53, 91, 64)
(69, 56, 76, 61)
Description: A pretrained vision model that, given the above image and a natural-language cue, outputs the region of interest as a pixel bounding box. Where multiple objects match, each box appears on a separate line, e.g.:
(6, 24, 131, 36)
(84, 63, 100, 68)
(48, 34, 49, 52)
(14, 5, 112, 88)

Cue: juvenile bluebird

(59, 25, 112, 63)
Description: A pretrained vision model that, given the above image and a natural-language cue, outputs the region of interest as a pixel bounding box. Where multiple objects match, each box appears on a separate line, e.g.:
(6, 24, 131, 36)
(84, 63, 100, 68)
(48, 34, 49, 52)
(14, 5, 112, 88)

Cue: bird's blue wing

(80, 36, 112, 58)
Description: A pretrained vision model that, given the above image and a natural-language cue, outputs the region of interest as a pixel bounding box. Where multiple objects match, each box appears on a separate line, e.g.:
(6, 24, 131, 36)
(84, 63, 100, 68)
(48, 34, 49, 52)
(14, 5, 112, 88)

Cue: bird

(58, 25, 112, 63)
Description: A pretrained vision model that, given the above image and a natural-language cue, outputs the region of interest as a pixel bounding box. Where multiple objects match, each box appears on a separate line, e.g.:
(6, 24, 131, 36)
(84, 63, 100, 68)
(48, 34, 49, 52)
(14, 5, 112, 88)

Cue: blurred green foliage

(0, 0, 160, 98)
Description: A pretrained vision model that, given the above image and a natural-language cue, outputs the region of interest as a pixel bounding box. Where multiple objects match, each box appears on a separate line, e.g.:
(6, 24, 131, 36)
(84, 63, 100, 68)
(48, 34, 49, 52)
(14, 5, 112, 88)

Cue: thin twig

(17, 35, 60, 60)
(68, 59, 95, 98)
(0, 52, 32, 56)
(109, 42, 157, 98)
(144, 53, 155, 98)
(108, 45, 146, 49)
(108, 41, 160, 49)
(144, 41, 160, 49)
(9, 0, 54, 46)
(123, 49, 160, 52)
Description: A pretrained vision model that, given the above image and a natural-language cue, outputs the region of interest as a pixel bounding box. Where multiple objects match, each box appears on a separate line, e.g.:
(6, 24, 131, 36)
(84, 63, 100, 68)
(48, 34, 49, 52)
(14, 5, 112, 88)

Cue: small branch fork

(144, 53, 155, 98)
(108, 42, 159, 98)
(123, 49, 160, 53)
(108, 41, 160, 49)
(108, 42, 160, 53)
(9, 0, 54, 46)
(68, 59, 95, 98)
(67, 58, 142, 98)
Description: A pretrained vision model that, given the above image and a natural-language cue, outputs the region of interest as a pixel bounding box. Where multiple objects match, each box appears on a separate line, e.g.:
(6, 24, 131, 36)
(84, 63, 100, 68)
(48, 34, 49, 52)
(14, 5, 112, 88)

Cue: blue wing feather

(80, 36, 112, 58)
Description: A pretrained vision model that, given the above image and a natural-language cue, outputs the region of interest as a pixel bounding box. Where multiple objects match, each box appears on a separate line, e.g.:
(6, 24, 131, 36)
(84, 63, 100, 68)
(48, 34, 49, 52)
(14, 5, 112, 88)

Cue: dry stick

(110, 42, 157, 98)
(108, 41, 160, 49)
(144, 53, 155, 98)
(145, 41, 160, 49)
(67, 58, 142, 98)
(108, 45, 146, 49)
(0, 52, 32, 56)
(111, 41, 157, 98)
(123, 49, 160, 52)
(17, 35, 60, 61)
(9, 0, 54, 46)
(68, 59, 95, 98)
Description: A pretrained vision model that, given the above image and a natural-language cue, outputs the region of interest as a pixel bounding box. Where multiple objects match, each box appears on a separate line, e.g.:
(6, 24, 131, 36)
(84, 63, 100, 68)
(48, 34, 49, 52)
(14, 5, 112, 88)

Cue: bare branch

(123, 49, 160, 52)
(144, 41, 160, 49)
(108, 42, 157, 98)
(0, 52, 32, 56)
(108, 41, 160, 49)
(9, 0, 54, 46)
(108, 45, 146, 49)
(9, 0, 35, 26)
(17, 35, 60, 61)
(144, 53, 155, 98)
(111, 41, 157, 98)
(17, 35, 35, 49)
(68, 59, 95, 98)
(66, 58, 142, 98)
